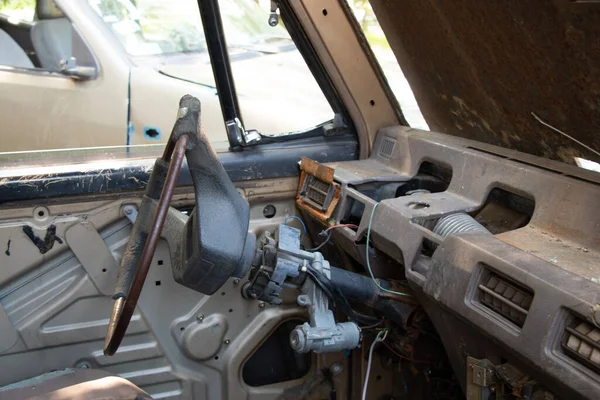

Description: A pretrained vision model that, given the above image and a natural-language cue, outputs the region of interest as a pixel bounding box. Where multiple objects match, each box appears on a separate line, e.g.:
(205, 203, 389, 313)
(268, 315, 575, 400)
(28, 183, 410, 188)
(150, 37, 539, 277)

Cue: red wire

(326, 224, 359, 232)
(381, 341, 434, 364)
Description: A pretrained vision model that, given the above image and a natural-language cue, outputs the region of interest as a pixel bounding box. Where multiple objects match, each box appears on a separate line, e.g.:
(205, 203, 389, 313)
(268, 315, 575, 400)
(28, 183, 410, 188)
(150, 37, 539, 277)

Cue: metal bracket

(226, 118, 261, 148)
(123, 205, 138, 224)
(466, 357, 497, 400)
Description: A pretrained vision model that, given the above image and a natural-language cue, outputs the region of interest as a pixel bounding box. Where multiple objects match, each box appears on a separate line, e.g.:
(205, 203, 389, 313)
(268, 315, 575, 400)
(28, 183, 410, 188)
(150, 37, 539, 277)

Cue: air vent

(478, 269, 533, 328)
(300, 175, 335, 211)
(562, 316, 600, 374)
(379, 137, 397, 158)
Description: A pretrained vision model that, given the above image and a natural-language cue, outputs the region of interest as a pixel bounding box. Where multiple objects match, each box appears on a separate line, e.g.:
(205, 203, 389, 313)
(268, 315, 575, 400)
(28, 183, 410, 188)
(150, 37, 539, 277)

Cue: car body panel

(0, 66, 128, 152)
(128, 66, 228, 147)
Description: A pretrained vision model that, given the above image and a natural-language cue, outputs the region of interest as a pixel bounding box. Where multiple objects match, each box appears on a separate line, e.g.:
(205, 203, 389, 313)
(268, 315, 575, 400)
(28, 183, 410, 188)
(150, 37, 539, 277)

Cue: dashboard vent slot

(478, 269, 533, 328)
(562, 316, 600, 374)
(300, 175, 335, 212)
(379, 137, 397, 158)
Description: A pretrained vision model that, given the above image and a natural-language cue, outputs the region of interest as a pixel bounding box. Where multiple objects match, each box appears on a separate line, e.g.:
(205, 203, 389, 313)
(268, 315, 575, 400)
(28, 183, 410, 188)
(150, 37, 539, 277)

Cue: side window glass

(0, 0, 35, 22)
(88, 0, 336, 142)
(0, 0, 97, 77)
(87, 0, 205, 56)
(221, 0, 334, 135)
(0, 0, 36, 68)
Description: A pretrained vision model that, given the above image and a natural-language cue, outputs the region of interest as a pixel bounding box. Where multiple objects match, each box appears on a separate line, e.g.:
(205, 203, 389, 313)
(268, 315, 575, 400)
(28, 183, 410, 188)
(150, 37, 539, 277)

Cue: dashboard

(298, 125, 600, 399)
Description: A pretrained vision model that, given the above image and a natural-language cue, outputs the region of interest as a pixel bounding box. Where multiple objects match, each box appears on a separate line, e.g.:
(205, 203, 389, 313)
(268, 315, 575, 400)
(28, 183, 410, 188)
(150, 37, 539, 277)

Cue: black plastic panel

(0, 136, 358, 205)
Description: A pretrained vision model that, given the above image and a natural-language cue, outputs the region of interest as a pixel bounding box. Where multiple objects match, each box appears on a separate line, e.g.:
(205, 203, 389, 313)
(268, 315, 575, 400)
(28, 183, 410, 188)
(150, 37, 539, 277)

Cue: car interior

(0, 0, 598, 400)
(0, 0, 85, 72)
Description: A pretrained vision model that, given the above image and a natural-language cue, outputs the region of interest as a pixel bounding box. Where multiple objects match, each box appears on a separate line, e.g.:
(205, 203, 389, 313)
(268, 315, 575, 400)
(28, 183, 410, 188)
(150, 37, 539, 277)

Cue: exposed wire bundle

(307, 223, 359, 252)
(362, 329, 389, 400)
(366, 203, 412, 298)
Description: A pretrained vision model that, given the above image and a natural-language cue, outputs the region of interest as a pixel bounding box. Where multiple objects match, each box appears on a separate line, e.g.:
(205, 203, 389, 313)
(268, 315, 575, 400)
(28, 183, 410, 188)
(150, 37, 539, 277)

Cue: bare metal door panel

(0, 192, 307, 399)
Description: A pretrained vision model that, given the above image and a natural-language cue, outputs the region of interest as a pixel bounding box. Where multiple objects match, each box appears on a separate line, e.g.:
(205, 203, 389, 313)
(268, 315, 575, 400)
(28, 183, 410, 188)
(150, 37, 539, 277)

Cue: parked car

(0, 0, 333, 152)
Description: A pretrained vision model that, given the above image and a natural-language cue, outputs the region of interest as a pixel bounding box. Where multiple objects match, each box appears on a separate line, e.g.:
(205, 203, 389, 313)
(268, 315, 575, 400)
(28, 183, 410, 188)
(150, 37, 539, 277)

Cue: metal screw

(330, 363, 343, 376)
(259, 302, 266, 308)
(290, 331, 300, 348)
(76, 361, 91, 369)
(124, 208, 132, 215)
(268, 13, 278, 27)
(197, 314, 204, 322)
(233, 278, 240, 285)
(297, 295, 310, 307)
(224, 339, 231, 345)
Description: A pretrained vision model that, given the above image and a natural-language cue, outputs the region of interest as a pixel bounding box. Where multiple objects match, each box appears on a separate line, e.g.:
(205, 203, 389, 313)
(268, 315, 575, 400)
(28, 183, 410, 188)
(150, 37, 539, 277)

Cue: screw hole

(229, 308, 233, 313)
(157, 260, 163, 266)
(145, 128, 159, 138)
(407, 202, 430, 210)
(322, 9, 327, 16)
(180, 326, 185, 331)
(155, 281, 161, 286)
(214, 356, 219, 360)
(102, 268, 107, 273)
(369, 100, 375, 106)
(37, 210, 45, 217)
(221, 291, 226, 296)
(262, 205, 276, 219)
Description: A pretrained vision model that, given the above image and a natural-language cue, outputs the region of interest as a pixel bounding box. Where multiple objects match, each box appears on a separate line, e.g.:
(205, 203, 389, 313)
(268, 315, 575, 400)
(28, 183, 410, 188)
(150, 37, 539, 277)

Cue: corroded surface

(372, 0, 600, 163)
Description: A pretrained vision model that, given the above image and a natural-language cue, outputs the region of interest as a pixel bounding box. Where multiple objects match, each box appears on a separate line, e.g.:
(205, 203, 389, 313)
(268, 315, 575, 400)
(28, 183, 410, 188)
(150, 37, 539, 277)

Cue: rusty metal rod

(162, 136, 176, 162)
(104, 135, 188, 355)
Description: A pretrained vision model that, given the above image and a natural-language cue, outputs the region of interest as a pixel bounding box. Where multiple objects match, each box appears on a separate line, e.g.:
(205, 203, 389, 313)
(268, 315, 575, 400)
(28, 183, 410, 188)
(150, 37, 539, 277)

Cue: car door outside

(0, 3, 129, 152)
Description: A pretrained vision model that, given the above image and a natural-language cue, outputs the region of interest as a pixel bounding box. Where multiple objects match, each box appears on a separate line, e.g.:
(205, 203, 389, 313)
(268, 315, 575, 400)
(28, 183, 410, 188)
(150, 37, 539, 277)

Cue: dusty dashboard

(296, 126, 600, 399)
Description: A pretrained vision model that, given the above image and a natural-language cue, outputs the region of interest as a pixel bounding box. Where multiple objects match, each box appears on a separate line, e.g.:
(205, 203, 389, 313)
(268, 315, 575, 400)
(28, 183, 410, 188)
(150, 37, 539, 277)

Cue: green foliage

(0, 0, 35, 9)
(0, 0, 35, 22)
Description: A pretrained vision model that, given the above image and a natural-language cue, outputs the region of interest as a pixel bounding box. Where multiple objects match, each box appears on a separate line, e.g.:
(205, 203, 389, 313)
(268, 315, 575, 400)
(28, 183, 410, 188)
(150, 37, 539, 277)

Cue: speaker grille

(379, 137, 397, 158)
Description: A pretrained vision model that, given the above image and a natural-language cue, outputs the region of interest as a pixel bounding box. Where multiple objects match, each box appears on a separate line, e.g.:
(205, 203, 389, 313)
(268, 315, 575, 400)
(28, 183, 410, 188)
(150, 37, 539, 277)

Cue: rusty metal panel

(296, 158, 341, 224)
(371, 0, 600, 164)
